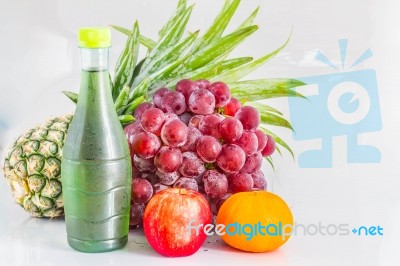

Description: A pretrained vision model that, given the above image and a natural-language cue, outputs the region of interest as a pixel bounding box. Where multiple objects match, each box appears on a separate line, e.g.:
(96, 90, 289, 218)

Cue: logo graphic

(187, 219, 384, 240)
(289, 39, 382, 168)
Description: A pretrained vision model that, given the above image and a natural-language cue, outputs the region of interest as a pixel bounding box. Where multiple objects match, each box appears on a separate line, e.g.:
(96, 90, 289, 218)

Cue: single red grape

(140, 107, 165, 136)
(161, 91, 187, 115)
(240, 152, 263, 173)
(196, 135, 222, 163)
(235, 106, 260, 131)
(188, 89, 216, 115)
(131, 178, 153, 204)
(154, 146, 183, 173)
(134, 102, 155, 120)
(223, 98, 241, 116)
(251, 170, 267, 190)
(228, 172, 254, 193)
(179, 152, 206, 177)
(131, 132, 161, 159)
(216, 144, 246, 173)
(153, 87, 169, 108)
(219, 117, 243, 143)
(202, 170, 228, 199)
(208, 81, 231, 107)
(261, 134, 276, 156)
(198, 114, 223, 138)
(161, 119, 189, 147)
(173, 177, 199, 191)
(254, 129, 268, 151)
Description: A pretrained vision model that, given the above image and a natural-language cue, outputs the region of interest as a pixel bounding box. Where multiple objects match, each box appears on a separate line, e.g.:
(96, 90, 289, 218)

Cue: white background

(1, 0, 400, 265)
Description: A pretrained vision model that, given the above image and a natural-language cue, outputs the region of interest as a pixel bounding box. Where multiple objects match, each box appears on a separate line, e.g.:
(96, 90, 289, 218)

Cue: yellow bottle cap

(78, 27, 111, 48)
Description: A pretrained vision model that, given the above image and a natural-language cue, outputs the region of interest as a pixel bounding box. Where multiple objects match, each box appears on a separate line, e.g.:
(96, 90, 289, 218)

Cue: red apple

(143, 188, 212, 257)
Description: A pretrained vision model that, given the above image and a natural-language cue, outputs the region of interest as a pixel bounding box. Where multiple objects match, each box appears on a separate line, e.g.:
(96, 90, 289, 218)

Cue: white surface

(0, 182, 398, 266)
(1, 0, 400, 265)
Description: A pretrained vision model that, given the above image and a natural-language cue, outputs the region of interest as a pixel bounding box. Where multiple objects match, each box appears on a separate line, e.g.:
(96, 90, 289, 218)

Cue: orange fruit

(216, 191, 293, 252)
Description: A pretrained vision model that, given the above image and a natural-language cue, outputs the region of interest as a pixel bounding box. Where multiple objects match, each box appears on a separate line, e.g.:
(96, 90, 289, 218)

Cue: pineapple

(3, 0, 305, 217)
(3, 115, 72, 217)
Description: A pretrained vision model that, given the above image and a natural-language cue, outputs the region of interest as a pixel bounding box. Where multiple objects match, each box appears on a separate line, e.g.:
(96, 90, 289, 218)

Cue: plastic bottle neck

(80, 48, 109, 71)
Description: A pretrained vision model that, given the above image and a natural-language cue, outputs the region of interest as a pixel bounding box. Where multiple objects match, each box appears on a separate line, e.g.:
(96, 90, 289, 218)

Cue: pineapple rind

(2, 115, 72, 217)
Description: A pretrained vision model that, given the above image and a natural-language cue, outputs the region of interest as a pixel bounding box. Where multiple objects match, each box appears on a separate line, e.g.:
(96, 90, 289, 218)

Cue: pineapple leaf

(265, 157, 275, 171)
(260, 126, 294, 158)
(110, 24, 130, 35)
(110, 25, 156, 50)
(229, 78, 306, 101)
(219, 5, 260, 61)
(152, 5, 193, 58)
(169, 57, 253, 86)
(129, 78, 149, 103)
(138, 35, 157, 50)
(132, 79, 149, 100)
(119, 115, 135, 125)
(113, 21, 140, 99)
(114, 23, 135, 71)
(123, 95, 146, 115)
(109, 73, 115, 96)
(177, 0, 187, 9)
(115, 86, 130, 114)
(232, 78, 306, 88)
(275, 144, 282, 156)
(132, 31, 199, 88)
(130, 58, 146, 87)
(185, 25, 258, 71)
(191, 0, 241, 53)
(62, 91, 78, 104)
(245, 101, 294, 130)
(145, 52, 194, 94)
(213, 30, 292, 83)
(260, 112, 294, 131)
(134, 5, 193, 88)
(244, 102, 283, 116)
(236, 6, 260, 30)
(158, 0, 188, 40)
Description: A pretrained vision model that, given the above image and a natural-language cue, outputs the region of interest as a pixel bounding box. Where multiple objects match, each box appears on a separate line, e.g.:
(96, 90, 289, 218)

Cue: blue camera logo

(289, 39, 382, 168)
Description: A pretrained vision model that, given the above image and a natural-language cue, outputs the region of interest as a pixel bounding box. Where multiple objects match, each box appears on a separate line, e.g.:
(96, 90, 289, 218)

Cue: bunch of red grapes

(125, 79, 276, 227)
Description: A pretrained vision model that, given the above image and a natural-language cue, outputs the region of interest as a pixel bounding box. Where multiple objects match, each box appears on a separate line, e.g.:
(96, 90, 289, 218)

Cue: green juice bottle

(62, 28, 132, 253)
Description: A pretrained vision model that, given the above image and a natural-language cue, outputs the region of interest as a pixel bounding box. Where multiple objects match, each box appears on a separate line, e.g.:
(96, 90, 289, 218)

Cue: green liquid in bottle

(62, 31, 132, 253)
